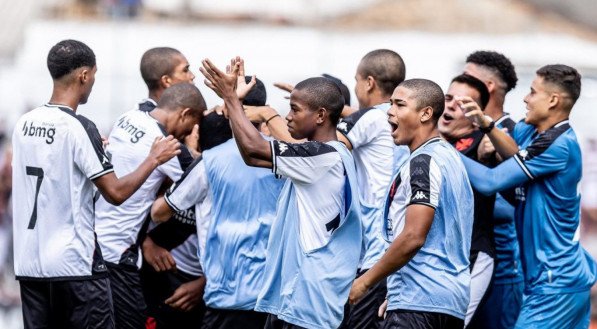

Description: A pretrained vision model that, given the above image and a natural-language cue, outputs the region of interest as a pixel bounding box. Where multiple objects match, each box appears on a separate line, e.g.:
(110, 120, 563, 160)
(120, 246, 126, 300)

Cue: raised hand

(458, 96, 491, 129)
(200, 58, 239, 100)
(149, 135, 181, 165)
(273, 82, 294, 93)
(227, 57, 257, 100)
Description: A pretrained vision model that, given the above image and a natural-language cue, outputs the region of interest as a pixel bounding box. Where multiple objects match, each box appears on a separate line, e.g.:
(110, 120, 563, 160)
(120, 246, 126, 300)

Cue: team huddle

(10, 39, 597, 329)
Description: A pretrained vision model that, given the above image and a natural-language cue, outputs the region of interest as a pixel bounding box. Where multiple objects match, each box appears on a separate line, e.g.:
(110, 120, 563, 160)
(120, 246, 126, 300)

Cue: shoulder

(520, 122, 572, 161)
(337, 107, 381, 135)
(272, 140, 338, 158)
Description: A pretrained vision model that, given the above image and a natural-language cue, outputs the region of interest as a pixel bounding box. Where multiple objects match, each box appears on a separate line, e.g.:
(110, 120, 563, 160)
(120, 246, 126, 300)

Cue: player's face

(388, 86, 420, 147)
(172, 108, 200, 141)
(523, 76, 552, 127)
(168, 54, 195, 86)
(287, 89, 318, 140)
(354, 65, 369, 109)
(439, 82, 480, 140)
(80, 65, 97, 104)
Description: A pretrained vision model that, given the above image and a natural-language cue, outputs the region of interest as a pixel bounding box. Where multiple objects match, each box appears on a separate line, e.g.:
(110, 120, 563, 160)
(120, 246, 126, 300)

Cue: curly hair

(466, 51, 518, 92)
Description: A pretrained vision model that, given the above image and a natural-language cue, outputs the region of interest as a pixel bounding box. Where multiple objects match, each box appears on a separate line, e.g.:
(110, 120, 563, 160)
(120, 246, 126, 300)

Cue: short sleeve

(157, 146, 194, 182)
(165, 157, 209, 212)
(407, 154, 441, 209)
(73, 115, 114, 180)
(514, 133, 569, 180)
(337, 109, 385, 149)
(270, 140, 341, 184)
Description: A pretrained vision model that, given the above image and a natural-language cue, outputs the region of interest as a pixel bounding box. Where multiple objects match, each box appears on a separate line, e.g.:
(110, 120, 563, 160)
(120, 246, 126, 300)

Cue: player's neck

(484, 93, 505, 121)
(148, 107, 168, 126)
(536, 112, 570, 133)
(48, 92, 79, 112)
(148, 89, 163, 103)
(409, 128, 440, 152)
(310, 126, 338, 143)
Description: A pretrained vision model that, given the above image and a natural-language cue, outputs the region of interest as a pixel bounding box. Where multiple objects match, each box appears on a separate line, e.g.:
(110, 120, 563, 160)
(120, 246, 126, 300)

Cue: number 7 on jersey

(26, 166, 44, 229)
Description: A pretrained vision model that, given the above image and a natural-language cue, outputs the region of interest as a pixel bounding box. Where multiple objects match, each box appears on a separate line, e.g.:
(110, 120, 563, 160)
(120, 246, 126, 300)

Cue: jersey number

(26, 166, 44, 229)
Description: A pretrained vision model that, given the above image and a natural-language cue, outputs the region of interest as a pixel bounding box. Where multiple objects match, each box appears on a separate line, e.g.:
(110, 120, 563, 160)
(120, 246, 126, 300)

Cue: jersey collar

(45, 103, 74, 112)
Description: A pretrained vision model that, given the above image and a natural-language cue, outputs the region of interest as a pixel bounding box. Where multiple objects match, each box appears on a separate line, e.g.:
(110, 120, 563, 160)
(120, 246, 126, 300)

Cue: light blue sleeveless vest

(255, 141, 362, 329)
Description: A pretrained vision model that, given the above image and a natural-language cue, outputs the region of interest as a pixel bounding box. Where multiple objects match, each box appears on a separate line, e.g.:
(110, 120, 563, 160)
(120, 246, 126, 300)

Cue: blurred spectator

(103, 0, 142, 19)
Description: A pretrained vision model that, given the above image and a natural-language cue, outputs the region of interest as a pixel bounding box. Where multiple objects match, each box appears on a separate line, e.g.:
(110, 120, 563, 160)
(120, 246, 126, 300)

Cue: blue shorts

(469, 281, 523, 329)
(515, 290, 590, 329)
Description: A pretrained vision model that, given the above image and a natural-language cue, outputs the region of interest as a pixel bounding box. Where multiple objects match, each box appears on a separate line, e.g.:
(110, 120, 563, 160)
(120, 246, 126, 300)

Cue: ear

(160, 75, 171, 89)
(486, 80, 496, 94)
(180, 107, 192, 120)
(79, 68, 89, 84)
(548, 93, 560, 110)
(316, 107, 327, 125)
(419, 106, 434, 123)
(366, 76, 376, 92)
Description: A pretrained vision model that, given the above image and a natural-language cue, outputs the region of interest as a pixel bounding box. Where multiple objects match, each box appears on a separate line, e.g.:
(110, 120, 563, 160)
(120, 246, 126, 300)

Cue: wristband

(479, 120, 495, 134)
(265, 114, 280, 125)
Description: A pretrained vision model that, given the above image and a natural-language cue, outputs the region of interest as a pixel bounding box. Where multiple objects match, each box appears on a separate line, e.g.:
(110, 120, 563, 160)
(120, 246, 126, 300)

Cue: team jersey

(187, 138, 284, 310)
(493, 114, 523, 284)
(337, 103, 409, 269)
(384, 137, 474, 320)
(255, 140, 362, 329)
(461, 120, 597, 294)
(451, 130, 496, 258)
(94, 109, 191, 269)
(12, 104, 114, 279)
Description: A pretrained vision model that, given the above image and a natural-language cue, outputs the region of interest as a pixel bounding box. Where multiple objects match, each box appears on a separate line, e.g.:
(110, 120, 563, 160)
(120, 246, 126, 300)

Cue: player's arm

(460, 155, 529, 195)
(244, 105, 303, 143)
(336, 132, 353, 150)
(94, 136, 180, 205)
(458, 96, 518, 159)
(349, 204, 434, 304)
(200, 57, 272, 168)
(152, 196, 173, 223)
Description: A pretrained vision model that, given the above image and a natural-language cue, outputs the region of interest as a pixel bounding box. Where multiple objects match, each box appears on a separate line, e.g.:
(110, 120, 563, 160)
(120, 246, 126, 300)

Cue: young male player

(151, 78, 286, 329)
(200, 58, 362, 329)
(460, 64, 597, 328)
(463, 50, 523, 329)
(349, 79, 474, 329)
(94, 83, 205, 329)
(12, 39, 180, 329)
(336, 50, 409, 328)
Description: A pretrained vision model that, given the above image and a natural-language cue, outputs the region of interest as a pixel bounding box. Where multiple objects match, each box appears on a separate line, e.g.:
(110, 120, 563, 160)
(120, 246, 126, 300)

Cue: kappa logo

(518, 149, 529, 160)
(278, 142, 289, 154)
(101, 154, 110, 165)
(337, 121, 348, 133)
(413, 191, 427, 200)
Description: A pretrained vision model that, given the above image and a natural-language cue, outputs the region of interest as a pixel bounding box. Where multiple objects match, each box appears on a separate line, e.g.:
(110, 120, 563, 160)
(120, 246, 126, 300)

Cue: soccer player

(349, 78, 474, 329)
(336, 49, 409, 328)
(94, 83, 206, 329)
(12, 39, 180, 329)
(460, 64, 597, 328)
(438, 73, 499, 325)
(463, 50, 523, 329)
(200, 58, 362, 329)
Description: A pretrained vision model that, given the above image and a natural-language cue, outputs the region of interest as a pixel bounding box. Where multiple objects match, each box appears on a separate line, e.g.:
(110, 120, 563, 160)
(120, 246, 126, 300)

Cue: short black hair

(399, 79, 445, 122)
(451, 74, 490, 110)
(322, 73, 351, 106)
(140, 47, 183, 91)
(158, 83, 206, 119)
(47, 39, 96, 80)
(536, 64, 582, 106)
(200, 111, 233, 151)
(359, 49, 406, 96)
(243, 76, 267, 106)
(294, 77, 345, 125)
(466, 51, 518, 92)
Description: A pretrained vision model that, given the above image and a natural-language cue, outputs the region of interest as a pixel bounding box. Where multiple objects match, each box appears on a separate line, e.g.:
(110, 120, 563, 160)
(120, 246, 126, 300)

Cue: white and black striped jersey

(94, 109, 191, 269)
(270, 140, 345, 253)
(12, 104, 114, 279)
(337, 104, 406, 206)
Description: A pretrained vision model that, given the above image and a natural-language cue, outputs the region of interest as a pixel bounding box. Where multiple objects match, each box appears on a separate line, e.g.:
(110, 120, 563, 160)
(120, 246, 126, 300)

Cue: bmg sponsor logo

(22, 121, 56, 144)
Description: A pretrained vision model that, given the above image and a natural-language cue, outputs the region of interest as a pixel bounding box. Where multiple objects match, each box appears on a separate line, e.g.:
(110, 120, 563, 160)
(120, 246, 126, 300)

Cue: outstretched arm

(94, 136, 180, 205)
(460, 154, 529, 195)
(200, 57, 272, 168)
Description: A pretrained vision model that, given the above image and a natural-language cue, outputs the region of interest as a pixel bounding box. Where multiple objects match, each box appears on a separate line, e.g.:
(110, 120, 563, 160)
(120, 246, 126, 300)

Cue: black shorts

(107, 263, 147, 329)
(264, 314, 306, 329)
(383, 310, 464, 329)
(141, 263, 205, 329)
(20, 277, 114, 329)
(201, 307, 268, 329)
(339, 268, 386, 329)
